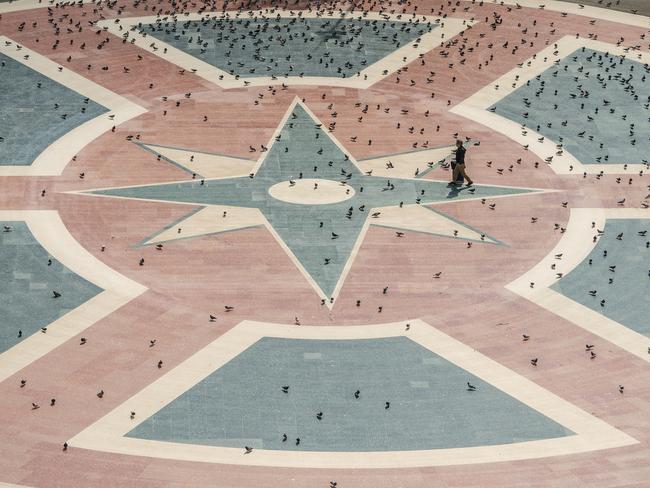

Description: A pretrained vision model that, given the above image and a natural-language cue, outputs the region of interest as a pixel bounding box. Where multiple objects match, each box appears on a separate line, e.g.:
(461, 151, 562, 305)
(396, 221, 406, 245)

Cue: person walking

(451, 139, 473, 187)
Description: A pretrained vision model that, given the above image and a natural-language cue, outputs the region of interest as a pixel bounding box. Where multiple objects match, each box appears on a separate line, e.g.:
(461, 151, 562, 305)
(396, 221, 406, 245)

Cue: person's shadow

(446, 185, 469, 198)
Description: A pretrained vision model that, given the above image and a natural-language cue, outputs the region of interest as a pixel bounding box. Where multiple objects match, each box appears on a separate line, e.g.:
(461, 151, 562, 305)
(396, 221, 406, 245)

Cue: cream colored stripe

(0, 210, 147, 382)
(69, 319, 636, 468)
(494, 0, 650, 28)
(506, 208, 650, 362)
(0, 37, 147, 176)
(451, 36, 650, 175)
(98, 11, 471, 89)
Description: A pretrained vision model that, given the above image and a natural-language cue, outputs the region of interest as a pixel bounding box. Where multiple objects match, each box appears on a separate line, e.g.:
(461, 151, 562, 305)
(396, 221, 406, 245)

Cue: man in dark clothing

(451, 139, 473, 187)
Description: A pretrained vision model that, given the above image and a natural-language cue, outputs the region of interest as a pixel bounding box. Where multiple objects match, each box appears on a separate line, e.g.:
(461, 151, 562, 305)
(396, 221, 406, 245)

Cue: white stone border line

(0, 210, 147, 383)
(451, 36, 650, 175)
(97, 10, 471, 89)
(506, 208, 650, 362)
(69, 318, 637, 469)
(0, 37, 147, 176)
(492, 0, 650, 28)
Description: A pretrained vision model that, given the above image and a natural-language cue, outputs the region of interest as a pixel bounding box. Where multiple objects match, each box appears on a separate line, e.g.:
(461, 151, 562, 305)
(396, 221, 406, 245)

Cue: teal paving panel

(552, 219, 650, 336)
(0, 222, 102, 353)
(0, 53, 108, 166)
(93, 105, 534, 297)
(127, 336, 573, 451)
(142, 16, 433, 79)
(491, 48, 650, 165)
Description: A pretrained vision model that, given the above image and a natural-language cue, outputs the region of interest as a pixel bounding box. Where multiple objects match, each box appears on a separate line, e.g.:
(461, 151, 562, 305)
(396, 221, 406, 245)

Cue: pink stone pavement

(1, 0, 650, 486)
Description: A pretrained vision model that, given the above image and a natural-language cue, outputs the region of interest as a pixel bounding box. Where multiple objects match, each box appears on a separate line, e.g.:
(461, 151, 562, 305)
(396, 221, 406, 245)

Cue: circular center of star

(268, 179, 355, 205)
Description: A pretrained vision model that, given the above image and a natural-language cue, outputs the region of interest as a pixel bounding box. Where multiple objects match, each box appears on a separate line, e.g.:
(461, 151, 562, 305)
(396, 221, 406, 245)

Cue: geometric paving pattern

(0, 52, 108, 165)
(506, 208, 650, 363)
(143, 16, 431, 79)
(452, 36, 650, 176)
(103, 11, 467, 89)
(85, 101, 539, 299)
(2, 0, 650, 485)
(491, 48, 650, 166)
(551, 218, 650, 337)
(126, 335, 573, 451)
(0, 221, 102, 354)
(71, 320, 636, 469)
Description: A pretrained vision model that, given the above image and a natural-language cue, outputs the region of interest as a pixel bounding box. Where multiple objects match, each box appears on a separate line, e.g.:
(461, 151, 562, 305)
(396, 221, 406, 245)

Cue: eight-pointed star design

(79, 98, 548, 304)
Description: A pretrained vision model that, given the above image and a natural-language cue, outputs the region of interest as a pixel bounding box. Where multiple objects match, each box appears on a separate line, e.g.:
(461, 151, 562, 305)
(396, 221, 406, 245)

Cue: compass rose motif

(79, 98, 546, 304)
